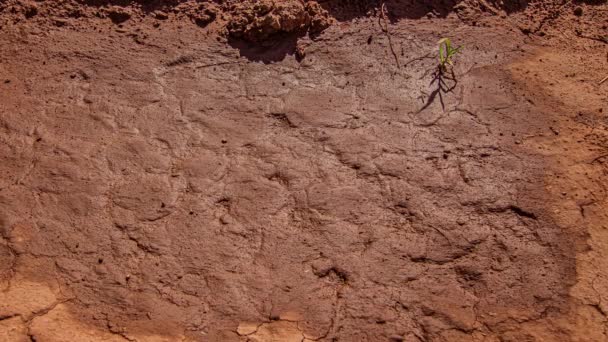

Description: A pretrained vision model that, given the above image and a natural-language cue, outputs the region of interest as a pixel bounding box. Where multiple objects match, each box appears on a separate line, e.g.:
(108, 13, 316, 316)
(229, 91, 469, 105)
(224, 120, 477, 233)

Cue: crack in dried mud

(0, 1, 607, 341)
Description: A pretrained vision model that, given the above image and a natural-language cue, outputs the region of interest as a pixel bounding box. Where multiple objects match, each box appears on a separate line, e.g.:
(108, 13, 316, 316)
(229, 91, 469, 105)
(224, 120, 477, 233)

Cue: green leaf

(438, 37, 462, 68)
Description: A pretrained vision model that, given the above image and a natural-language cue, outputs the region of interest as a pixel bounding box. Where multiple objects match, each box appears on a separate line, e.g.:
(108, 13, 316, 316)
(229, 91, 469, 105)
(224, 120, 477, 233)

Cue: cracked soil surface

(1, 0, 607, 341)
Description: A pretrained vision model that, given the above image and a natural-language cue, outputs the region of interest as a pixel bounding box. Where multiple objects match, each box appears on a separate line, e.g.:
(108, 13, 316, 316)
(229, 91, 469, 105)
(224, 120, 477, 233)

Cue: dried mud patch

(1, 0, 607, 341)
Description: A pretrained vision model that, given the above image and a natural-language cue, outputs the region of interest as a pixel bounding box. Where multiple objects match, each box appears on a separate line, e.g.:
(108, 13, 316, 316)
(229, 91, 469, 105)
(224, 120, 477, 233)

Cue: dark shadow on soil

(417, 67, 458, 113)
(228, 33, 302, 64)
(77, 0, 536, 63)
(228, 0, 531, 63)
(80, 0, 530, 18)
(317, 0, 530, 22)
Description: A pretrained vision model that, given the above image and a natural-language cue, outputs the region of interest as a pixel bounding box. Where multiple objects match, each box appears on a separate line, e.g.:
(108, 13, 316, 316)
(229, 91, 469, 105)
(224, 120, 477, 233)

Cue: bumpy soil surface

(1, 0, 607, 341)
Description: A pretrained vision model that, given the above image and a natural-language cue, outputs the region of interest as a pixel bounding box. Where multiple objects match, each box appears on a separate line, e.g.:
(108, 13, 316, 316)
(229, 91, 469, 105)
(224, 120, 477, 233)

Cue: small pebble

(220, 215, 232, 225)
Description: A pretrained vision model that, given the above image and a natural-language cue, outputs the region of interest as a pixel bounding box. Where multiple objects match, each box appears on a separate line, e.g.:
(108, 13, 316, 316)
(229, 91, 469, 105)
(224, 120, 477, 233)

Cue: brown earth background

(0, 0, 607, 341)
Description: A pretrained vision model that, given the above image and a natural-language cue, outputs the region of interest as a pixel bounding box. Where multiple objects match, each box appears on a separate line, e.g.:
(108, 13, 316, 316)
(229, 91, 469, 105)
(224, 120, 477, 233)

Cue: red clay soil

(0, 0, 607, 341)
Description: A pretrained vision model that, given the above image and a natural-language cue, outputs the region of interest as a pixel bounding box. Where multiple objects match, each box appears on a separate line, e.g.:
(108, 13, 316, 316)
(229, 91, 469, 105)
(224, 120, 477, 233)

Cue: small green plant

(438, 38, 463, 71)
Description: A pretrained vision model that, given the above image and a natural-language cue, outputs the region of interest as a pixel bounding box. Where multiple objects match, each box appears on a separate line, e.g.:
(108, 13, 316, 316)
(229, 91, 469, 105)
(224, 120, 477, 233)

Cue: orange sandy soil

(0, 0, 607, 341)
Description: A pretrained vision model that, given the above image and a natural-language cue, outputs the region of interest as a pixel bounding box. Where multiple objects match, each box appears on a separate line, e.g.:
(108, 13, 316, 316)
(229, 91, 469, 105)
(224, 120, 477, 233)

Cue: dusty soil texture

(1, 0, 608, 341)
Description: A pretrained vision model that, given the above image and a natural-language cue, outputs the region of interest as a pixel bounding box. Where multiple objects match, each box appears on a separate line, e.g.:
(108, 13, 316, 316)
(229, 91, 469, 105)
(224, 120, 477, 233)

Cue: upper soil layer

(1, 0, 607, 341)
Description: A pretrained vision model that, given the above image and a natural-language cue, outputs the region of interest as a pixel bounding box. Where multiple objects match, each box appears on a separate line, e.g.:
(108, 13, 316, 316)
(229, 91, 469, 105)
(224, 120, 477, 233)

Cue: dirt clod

(106, 6, 131, 24)
(153, 10, 168, 20)
(24, 3, 37, 18)
(187, 3, 218, 28)
(226, 0, 332, 42)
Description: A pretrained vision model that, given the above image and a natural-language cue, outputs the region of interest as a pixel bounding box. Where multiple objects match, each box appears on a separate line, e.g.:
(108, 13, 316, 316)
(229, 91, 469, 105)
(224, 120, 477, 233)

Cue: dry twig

(378, 3, 400, 69)
(576, 33, 608, 44)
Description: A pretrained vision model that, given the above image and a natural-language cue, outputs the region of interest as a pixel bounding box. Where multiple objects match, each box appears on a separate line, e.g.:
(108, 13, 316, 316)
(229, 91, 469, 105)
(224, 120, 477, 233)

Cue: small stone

(107, 7, 131, 24)
(220, 215, 233, 225)
(295, 44, 306, 61)
(573, 7, 583, 16)
(54, 19, 67, 27)
(154, 11, 168, 20)
(389, 335, 404, 342)
(236, 322, 259, 336)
